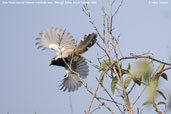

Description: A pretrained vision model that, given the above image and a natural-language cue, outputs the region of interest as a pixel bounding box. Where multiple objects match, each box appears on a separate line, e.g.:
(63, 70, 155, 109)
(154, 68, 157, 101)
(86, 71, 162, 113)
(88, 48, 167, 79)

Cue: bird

(35, 27, 97, 92)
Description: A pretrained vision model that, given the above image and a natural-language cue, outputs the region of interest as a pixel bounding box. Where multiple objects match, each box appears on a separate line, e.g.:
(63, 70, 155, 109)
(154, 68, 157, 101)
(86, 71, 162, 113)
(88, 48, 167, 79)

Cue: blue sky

(0, 0, 171, 114)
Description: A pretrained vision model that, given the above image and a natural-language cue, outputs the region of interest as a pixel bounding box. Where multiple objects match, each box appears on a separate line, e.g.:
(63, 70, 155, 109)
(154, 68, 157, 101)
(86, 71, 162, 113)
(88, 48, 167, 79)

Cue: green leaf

(133, 77, 141, 86)
(111, 77, 117, 94)
(124, 75, 132, 88)
(157, 90, 167, 100)
(161, 73, 168, 80)
(99, 70, 107, 87)
(144, 73, 150, 84)
(100, 77, 104, 87)
(157, 101, 166, 105)
(84, 110, 87, 114)
(121, 69, 129, 75)
(99, 59, 111, 71)
(127, 63, 131, 72)
(142, 101, 153, 106)
(147, 80, 158, 102)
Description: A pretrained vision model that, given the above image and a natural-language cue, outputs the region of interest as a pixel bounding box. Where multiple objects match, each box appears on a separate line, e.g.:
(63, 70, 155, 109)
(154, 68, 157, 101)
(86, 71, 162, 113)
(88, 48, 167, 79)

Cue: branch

(153, 103, 162, 114)
(102, 0, 106, 40)
(90, 104, 102, 114)
(112, 0, 124, 18)
(97, 97, 124, 105)
(87, 68, 109, 114)
(133, 87, 146, 105)
(159, 67, 171, 73)
(82, 2, 103, 40)
(86, 58, 99, 69)
(69, 94, 74, 114)
(107, 0, 133, 113)
(127, 83, 136, 95)
(119, 56, 171, 66)
(61, 57, 114, 114)
(97, 78, 125, 114)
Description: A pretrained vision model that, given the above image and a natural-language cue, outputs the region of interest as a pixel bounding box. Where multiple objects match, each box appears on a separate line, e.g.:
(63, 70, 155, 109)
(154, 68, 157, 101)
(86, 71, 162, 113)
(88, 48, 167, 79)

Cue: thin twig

(82, 2, 103, 40)
(115, 34, 124, 57)
(119, 56, 171, 66)
(62, 56, 114, 114)
(159, 67, 171, 73)
(87, 68, 109, 114)
(133, 87, 146, 105)
(137, 108, 143, 114)
(69, 94, 74, 114)
(96, 42, 106, 52)
(127, 83, 136, 95)
(102, 0, 106, 40)
(86, 58, 99, 69)
(108, 0, 133, 113)
(164, 104, 166, 114)
(90, 104, 102, 114)
(112, 0, 124, 17)
(98, 97, 123, 105)
(97, 78, 124, 114)
(153, 103, 162, 114)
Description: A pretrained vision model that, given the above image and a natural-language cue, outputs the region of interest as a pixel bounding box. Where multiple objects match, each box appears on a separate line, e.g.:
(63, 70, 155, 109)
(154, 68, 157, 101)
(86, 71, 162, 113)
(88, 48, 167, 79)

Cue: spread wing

(59, 57, 89, 92)
(35, 28, 76, 57)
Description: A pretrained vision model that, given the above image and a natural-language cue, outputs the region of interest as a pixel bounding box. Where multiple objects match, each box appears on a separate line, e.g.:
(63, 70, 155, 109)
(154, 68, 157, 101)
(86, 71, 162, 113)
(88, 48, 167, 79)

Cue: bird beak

(49, 63, 52, 66)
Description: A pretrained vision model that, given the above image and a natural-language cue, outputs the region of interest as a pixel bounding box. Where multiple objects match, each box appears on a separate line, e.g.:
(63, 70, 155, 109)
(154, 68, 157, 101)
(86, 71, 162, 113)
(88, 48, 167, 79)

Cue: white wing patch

(36, 27, 76, 57)
(49, 44, 60, 51)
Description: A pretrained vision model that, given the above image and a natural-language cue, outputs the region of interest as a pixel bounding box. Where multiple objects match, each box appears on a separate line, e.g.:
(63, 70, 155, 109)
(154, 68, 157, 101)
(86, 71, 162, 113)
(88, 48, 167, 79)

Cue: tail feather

(76, 33, 97, 54)
(59, 57, 89, 92)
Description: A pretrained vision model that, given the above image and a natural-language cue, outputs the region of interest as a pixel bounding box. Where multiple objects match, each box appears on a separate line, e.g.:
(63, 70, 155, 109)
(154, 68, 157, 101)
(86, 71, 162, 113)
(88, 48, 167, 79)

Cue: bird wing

(35, 28, 76, 57)
(76, 33, 97, 54)
(59, 57, 89, 92)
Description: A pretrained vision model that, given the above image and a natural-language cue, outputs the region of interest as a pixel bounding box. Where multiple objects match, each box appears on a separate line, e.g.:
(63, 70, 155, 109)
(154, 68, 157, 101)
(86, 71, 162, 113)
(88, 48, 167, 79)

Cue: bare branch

(112, 0, 124, 18)
(102, 0, 106, 40)
(61, 57, 114, 114)
(86, 58, 99, 69)
(82, 2, 103, 40)
(90, 104, 102, 114)
(119, 56, 171, 66)
(69, 94, 74, 114)
(133, 87, 146, 105)
(127, 83, 136, 95)
(153, 103, 162, 114)
(97, 78, 125, 114)
(87, 68, 109, 114)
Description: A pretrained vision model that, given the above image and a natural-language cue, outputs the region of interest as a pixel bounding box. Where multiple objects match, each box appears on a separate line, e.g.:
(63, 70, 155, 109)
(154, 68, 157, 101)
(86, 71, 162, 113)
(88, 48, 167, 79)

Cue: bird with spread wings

(35, 27, 97, 92)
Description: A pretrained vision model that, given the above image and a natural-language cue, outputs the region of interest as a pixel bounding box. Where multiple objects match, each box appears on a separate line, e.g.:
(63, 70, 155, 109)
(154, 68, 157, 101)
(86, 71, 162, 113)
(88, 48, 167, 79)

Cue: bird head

(49, 56, 67, 67)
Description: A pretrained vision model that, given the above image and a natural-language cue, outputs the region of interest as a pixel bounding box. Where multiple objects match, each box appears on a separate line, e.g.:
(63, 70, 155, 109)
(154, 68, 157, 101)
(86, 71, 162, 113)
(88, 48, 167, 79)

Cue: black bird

(35, 27, 97, 92)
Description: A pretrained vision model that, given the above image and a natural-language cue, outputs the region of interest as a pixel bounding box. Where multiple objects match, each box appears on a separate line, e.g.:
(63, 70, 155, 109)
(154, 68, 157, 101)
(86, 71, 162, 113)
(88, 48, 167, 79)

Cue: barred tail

(75, 33, 97, 54)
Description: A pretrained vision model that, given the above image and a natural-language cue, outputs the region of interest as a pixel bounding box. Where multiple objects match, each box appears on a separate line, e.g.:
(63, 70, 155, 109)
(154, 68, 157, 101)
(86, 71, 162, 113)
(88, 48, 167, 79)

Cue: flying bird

(35, 28, 97, 92)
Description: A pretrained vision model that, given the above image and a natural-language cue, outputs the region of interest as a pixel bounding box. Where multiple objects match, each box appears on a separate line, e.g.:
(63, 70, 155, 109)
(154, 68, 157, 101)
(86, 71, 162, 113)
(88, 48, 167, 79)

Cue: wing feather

(35, 27, 76, 57)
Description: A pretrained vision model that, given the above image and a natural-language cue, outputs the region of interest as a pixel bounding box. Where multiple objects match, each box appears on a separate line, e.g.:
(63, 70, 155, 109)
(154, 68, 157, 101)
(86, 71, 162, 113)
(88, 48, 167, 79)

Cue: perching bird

(35, 27, 97, 92)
